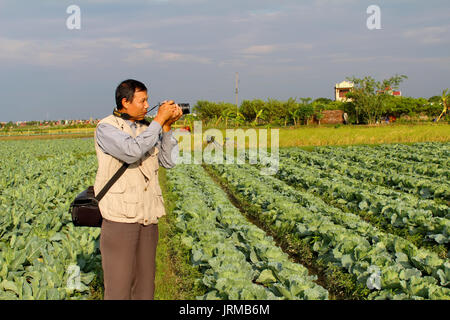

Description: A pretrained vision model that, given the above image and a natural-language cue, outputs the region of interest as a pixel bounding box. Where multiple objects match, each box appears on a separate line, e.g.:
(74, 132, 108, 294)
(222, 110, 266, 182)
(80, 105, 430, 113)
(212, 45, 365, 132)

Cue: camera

(147, 102, 190, 115)
(177, 103, 191, 115)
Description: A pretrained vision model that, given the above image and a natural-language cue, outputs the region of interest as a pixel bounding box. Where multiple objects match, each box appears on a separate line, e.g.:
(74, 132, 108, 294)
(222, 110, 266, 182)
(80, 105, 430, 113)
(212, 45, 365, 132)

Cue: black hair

(115, 79, 147, 110)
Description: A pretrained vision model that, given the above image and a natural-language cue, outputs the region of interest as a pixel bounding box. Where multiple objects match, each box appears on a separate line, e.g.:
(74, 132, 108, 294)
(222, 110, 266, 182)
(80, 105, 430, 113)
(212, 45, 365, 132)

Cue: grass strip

(155, 167, 207, 299)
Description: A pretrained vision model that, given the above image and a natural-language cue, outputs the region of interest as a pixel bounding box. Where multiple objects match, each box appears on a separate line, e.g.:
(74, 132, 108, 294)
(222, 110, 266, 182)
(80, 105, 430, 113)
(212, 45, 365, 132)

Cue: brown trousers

(100, 218, 159, 300)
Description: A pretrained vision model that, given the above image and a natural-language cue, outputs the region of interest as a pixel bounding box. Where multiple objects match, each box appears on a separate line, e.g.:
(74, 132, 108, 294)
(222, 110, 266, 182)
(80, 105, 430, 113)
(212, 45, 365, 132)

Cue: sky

(0, 0, 449, 122)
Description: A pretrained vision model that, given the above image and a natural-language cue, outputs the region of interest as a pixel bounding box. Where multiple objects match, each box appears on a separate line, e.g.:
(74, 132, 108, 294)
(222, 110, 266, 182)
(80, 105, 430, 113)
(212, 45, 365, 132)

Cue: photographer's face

(121, 90, 149, 121)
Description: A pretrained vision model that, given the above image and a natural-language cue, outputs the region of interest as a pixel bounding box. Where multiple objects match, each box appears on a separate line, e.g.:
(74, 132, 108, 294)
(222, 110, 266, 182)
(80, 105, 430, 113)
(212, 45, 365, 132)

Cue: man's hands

(152, 100, 183, 131)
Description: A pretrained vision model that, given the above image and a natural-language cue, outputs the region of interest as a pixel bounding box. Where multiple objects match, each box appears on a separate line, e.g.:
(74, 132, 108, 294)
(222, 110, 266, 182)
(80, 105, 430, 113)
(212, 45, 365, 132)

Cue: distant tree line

(191, 95, 446, 127)
(189, 74, 448, 127)
(0, 120, 97, 130)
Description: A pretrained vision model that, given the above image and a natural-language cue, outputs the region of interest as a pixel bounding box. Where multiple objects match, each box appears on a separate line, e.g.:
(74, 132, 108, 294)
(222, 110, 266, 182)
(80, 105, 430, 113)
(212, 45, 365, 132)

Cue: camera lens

(178, 103, 190, 115)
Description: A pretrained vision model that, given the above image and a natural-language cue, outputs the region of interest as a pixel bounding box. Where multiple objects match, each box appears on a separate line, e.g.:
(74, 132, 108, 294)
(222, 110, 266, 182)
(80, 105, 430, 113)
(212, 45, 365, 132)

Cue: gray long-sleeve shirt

(95, 119, 178, 168)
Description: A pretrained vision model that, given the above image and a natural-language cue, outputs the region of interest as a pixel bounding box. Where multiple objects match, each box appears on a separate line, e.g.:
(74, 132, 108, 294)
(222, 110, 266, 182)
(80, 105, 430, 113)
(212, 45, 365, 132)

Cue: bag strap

(95, 162, 129, 201)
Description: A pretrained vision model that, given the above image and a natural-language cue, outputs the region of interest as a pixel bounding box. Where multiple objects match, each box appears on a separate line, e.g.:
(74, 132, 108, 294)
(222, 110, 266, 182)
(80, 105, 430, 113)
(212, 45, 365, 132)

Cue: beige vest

(93, 115, 166, 225)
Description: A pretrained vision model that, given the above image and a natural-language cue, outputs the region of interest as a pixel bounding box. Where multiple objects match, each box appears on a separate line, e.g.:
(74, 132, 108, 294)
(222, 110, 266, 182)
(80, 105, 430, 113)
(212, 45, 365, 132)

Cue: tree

(239, 99, 266, 125)
(314, 97, 332, 105)
(428, 95, 441, 104)
(436, 89, 449, 122)
(264, 98, 283, 124)
(220, 109, 231, 128)
(221, 108, 244, 128)
(283, 98, 297, 126)
(194, 101, 236, 126)
(252, 100, 266, 125)
(297, 98, 314, 125)
(345, 74, 407, 124)
(240, 100, 256, 123)
(253, 109, 264, 126)
(194, 100, 221, 122)
(314, 111, 324, 125)
(289, 108, 300, 126)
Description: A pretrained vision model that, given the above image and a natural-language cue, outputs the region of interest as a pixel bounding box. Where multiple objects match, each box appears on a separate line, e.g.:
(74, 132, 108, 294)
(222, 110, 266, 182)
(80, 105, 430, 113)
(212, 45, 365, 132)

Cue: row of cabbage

(276, 151, 449, 245)
(281, 147, 449, 201)
(313, 145, 449, 181)
(209, 162, 450, 299)
(370, 143, 449, 166)
(167, 164, 328, 299)
(0, 139, 100, 300)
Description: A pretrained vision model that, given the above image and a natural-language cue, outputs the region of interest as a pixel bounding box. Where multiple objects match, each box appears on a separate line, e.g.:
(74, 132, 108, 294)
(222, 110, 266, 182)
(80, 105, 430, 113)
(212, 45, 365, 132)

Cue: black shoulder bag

(69, 162, 129, 227)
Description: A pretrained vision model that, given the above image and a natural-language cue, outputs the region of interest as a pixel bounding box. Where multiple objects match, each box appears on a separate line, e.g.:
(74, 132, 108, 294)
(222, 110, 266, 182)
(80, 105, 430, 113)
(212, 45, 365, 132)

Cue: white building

(335, 81, 354, 102)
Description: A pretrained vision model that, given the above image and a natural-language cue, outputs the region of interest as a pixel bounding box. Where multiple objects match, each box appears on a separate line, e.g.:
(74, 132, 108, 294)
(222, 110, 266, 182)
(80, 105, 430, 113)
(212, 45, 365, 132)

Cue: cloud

(122, 46, 213, 64)
(313, 0, 359, 6)
(402, 25, 450, 44)
(240, 42, 313, 56)
(241, 45, 277, 55)
(312, 52, 450, 70)
(0, 36, 212, 67)
(0, 37, 89, 67)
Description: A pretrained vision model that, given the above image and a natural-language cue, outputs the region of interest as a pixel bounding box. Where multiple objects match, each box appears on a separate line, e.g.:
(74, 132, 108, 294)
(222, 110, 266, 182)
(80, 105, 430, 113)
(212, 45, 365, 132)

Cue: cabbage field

(0, 139, 449, 300)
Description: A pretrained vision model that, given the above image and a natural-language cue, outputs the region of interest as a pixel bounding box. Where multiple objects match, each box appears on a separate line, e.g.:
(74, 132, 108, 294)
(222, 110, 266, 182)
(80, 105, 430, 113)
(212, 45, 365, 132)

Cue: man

(93, 79, 182, 300)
